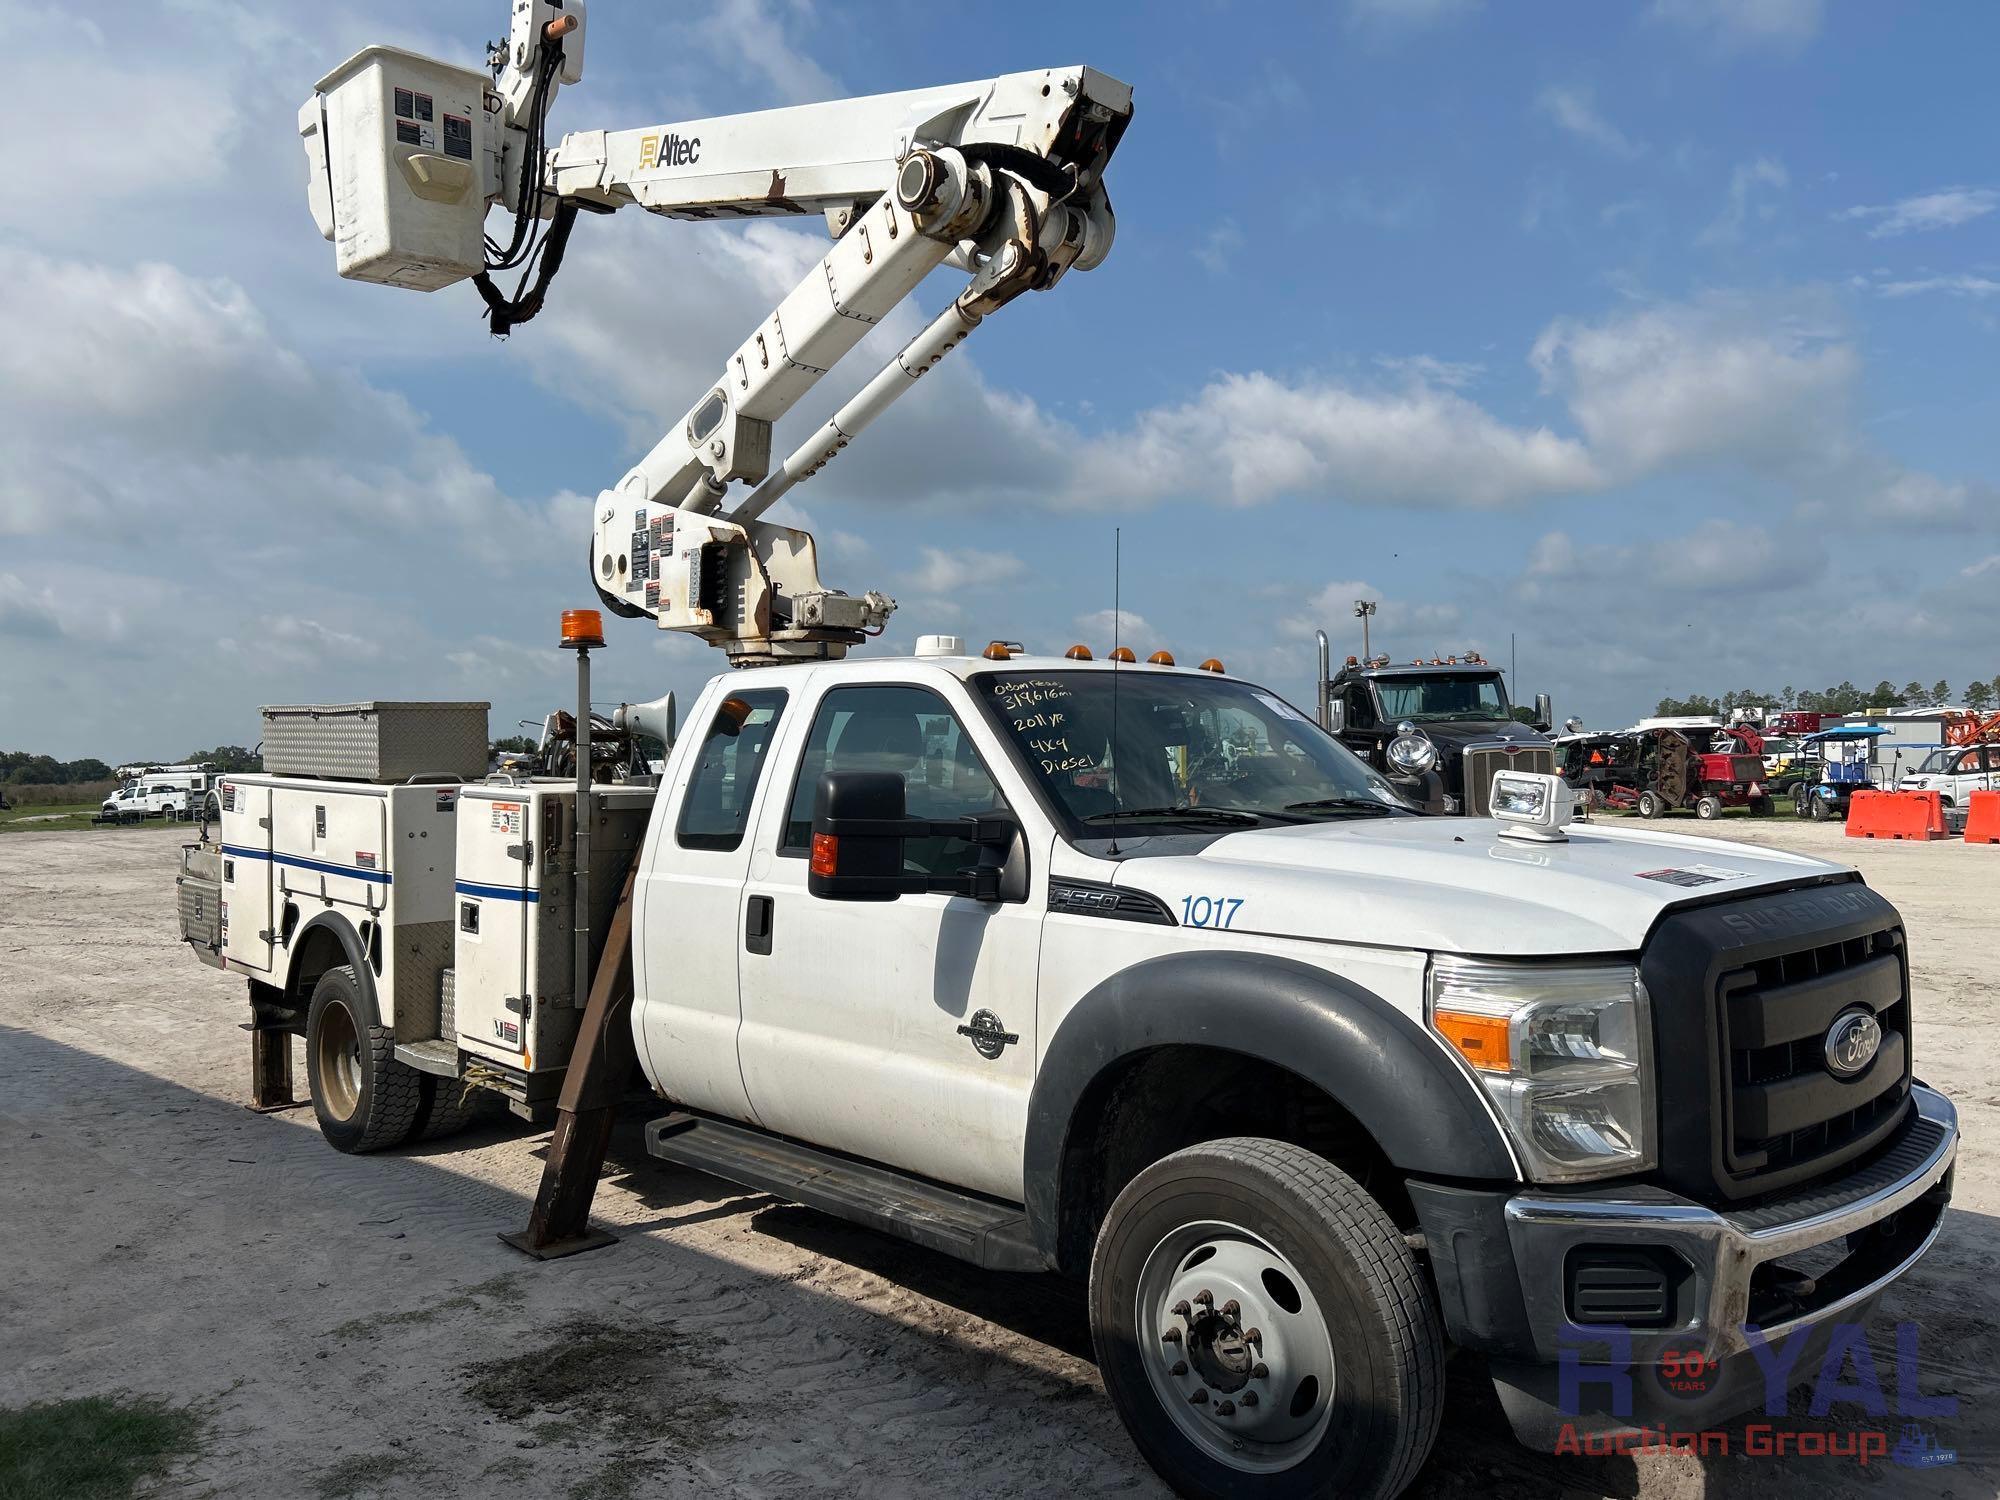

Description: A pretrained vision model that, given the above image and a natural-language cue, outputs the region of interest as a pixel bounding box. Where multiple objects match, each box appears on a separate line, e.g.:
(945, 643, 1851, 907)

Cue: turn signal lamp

(560, 608, 605, 650)
(1108, 646, 1136, 663)
(1198, 658, 1225, 673)
(1148, 650, 1176, 666)
(810, 832, 838, 877)
(1065, 644, 1094, 660)
(1432, 1010, 1511, 1073)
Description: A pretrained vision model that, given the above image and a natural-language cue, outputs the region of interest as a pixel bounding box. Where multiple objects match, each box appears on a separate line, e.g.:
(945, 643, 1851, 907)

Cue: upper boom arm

(300, 5, 1131, 665)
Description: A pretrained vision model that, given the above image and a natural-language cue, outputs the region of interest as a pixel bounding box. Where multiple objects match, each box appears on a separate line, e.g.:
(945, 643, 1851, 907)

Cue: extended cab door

(631, 685, 793, 1126)
(736, 680, 1044, 1204)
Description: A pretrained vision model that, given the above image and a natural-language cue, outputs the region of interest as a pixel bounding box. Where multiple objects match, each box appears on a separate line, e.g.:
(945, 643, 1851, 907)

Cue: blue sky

(4, 0, 1997, 761)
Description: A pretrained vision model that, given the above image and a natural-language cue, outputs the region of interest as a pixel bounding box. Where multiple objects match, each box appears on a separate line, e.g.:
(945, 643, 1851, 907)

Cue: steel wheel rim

(314, 999, 363, 1121)
(1135, 1219, 1336, 1474)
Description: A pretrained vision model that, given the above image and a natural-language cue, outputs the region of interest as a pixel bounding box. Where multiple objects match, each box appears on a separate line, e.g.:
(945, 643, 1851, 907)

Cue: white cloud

(1194, 222, 1246, 276)
(1073, 609, 1155, 649)
(1063, 371, 1601, 511)
(1374, 354, 1484, 389)
(1696, 157, 1788, 247)
(699, 0, 839, 104)
(908, 547, 1026, 595)
(1873, 273, 2000, 299)
(1838, 187, 1998, 238)
(1647, 0, 1824, 54)
(1529, 293, 1853, 475)
(1535, 85, 1642, 159)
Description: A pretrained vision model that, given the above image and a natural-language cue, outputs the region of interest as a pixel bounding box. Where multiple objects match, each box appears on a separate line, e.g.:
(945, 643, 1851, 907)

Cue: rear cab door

(631, 680, 798, 1126)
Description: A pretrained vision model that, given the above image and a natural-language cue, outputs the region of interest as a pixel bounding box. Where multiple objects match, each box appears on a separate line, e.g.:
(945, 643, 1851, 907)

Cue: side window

(780, 684, 1005, 878)
(676, 690, 788, 852)
(1346, 686, 1376, 732)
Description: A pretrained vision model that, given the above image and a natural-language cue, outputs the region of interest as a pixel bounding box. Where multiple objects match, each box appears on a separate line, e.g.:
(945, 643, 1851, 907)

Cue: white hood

(1116, 817, 1849, 956)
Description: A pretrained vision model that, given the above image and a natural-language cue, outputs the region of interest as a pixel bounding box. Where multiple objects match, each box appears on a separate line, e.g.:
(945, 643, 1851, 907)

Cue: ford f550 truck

(178, 642, 1957, 1500)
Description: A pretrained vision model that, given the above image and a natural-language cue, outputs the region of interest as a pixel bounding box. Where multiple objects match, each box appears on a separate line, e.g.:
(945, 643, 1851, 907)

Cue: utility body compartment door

(219, 780, 275, 973)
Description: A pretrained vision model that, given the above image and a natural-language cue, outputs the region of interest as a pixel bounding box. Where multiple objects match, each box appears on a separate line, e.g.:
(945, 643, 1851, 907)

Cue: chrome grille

(1462, 744, 1556, 815)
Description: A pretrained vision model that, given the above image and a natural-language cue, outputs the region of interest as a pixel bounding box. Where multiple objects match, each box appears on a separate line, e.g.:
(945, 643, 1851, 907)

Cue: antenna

(1108, 527, 1122, 856)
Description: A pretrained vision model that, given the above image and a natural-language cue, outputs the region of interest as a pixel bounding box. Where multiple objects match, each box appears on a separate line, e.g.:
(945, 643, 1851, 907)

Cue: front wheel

(1638, 790, 1663, 818)
(1695, 795, 1723, 820)
(1809, 794, 1831, 822)
(1089, 1139, 1442, 1500)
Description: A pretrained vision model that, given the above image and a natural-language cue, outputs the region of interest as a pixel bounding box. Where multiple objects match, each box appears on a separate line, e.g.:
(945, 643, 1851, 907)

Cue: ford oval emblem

(1824, 1009, 1883, 1078)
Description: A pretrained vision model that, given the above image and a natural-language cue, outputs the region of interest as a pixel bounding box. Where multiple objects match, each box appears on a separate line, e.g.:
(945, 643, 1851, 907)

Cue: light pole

(1354, 599, 1377, 661)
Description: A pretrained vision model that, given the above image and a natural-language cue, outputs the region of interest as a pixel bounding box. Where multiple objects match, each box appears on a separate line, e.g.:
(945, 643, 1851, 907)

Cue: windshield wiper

(1283, 796, 1409, 817)
(1082, 805, 1262, 827)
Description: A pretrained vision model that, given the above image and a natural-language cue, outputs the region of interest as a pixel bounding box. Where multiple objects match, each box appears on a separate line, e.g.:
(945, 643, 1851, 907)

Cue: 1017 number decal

(1181, 895, 1244, 929)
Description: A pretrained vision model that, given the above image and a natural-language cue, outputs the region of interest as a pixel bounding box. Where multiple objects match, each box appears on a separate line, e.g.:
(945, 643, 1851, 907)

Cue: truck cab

(1320, 653, 1553, 814)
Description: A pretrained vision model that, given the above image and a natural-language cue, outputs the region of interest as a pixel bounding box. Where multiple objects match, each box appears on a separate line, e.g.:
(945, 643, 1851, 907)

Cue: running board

(643, 1112, 1047, 1273)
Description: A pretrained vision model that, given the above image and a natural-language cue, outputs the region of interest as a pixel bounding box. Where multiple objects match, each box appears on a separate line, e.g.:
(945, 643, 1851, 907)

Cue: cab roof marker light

(1065, 644, 1093, 660)
(1148, 650, 1175, 666)
(1108, 646, 1136, 663)
(1198, 658, 1225, 674)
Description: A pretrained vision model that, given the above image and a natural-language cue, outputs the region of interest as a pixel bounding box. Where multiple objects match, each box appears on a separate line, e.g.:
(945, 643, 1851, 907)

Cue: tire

(1749, 795, 1773, 817)
(1695, 795, 1722, 820)
(1638, 790, 1662, 819)
(410, 1074, 485, 1142)
(1089, 1138, 1443, 1500)
(306, 965, 422, 1153)
(1809, 795, 1831, 822)
(1793, 787, 1810, 819)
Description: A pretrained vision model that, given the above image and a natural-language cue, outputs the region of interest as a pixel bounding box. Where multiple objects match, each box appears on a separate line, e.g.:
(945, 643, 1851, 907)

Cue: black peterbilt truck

(1315, 634, 1555, 814)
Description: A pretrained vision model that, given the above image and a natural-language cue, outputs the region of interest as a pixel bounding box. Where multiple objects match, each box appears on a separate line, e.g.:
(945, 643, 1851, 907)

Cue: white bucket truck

(176, 8, 1959, 1493)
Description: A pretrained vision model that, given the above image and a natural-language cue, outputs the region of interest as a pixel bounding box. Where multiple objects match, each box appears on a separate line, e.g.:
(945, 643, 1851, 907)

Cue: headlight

(1427, 956, 1652, 1182)
(1386, 728, 1438, 775)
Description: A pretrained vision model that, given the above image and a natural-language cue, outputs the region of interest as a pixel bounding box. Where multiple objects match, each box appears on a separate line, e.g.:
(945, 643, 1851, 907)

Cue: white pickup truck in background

(176, 642, 1957, 1499)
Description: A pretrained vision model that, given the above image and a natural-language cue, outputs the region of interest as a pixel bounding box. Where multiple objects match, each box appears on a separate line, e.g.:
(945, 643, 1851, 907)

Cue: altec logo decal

(639, 132, 701, 168)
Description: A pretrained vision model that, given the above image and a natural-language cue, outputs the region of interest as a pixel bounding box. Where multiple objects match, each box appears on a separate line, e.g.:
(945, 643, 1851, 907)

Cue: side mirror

(1325, 700, 1346, 735)
(1533, 692, 1553, 734)
(807, 770, 1019, 903)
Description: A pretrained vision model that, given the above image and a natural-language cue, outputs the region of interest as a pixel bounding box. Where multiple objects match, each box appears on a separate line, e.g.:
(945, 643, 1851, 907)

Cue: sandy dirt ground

(0, 819, 1993, 1499)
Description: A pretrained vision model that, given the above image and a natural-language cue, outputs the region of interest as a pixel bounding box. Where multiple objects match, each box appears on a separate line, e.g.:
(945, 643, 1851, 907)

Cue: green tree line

(1656, 677, 1998, 718)
(2, 744, 262, 785)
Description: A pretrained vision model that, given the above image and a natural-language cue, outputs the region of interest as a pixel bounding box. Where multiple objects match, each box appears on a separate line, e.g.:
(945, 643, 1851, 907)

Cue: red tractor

(1631, 723, 1776, 820)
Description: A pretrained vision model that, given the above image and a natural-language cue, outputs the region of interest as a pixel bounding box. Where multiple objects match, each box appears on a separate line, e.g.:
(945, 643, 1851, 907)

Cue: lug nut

(1193, 1290, 1214, 1309)
(1171, 1300, 1191, 1319)
(1246, 1328, 1263, 1348)
(1240, 1391, 1259, 1408)
(1215, 1400, 1236, 1416)
(1161, 1327, 1182, 1344)
(1252, 1363, 1269, 1381)
(1169, 1360, 1188, 1377)
(1221, 1299, 1240, 1320)
(1188, 1389, 1208, 1405)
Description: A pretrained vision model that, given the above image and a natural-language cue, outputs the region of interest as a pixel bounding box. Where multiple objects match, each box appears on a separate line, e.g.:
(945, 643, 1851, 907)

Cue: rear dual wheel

(306, 965, 423, 1153)
(1090, 1139, 1442, 1500)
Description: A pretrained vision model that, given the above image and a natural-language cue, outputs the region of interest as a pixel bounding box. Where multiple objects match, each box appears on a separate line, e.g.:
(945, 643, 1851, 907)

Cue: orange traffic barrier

(1964, 790, 2000, 845)
(1846, 790, 1947, 841)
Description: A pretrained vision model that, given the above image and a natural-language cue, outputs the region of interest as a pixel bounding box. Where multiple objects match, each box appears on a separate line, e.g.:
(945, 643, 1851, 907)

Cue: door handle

(745, 894, 774, 955)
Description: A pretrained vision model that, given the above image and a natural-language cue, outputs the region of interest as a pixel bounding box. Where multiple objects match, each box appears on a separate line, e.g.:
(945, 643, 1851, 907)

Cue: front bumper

(1411, 1083, 1957, 1445)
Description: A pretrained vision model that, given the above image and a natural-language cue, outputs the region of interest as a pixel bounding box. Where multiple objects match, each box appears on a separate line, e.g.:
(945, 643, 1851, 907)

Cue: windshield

(972, 670, 1413, 836)
(1370, 673, 1510, 723)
